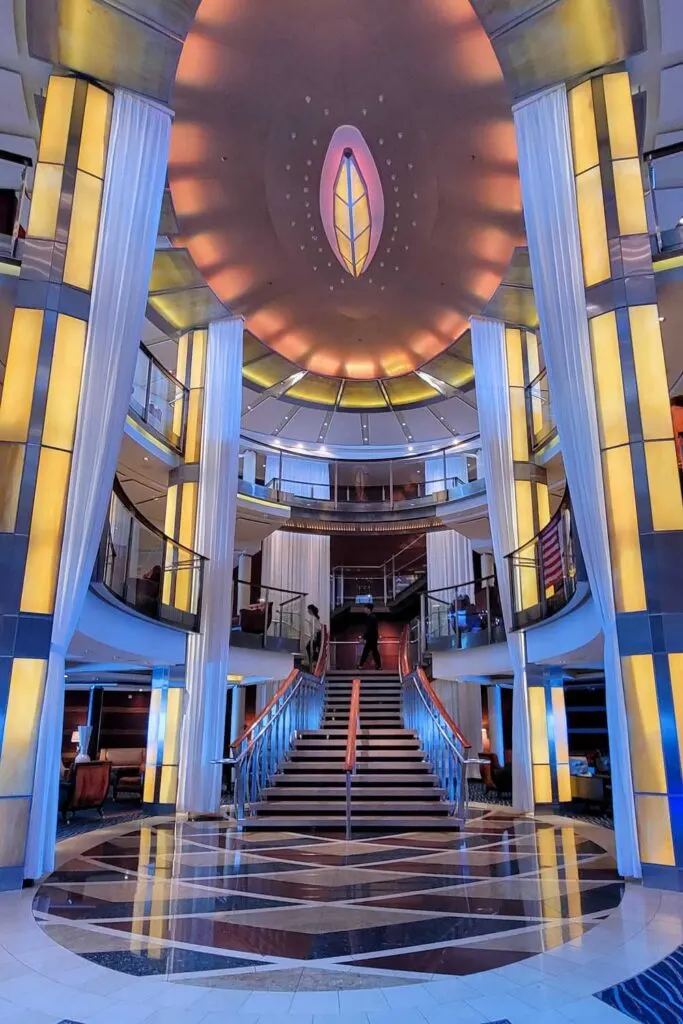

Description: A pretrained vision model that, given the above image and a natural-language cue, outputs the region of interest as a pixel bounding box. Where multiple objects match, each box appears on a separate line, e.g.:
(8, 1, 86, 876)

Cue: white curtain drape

(177, 318, 244, 814)
(487, 685, 506, 764)
(24, 90, 171, 880)
(433, 679, 483, 778)
(426, 530, 474, 603)
(514, 86, 640, 876)
(261, 530, 331, 631)
(470, 315, 534, 813)
(265, 454, 330, 499)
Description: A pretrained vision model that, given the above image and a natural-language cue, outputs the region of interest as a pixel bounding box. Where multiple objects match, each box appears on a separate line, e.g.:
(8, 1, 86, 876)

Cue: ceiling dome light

(320, 125, 384, 278)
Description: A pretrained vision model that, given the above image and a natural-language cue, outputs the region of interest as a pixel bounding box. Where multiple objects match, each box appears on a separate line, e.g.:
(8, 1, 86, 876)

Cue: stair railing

(344, 678, 361, 840)
(231, 626, 329, 823)
(399, 624, 472, 822)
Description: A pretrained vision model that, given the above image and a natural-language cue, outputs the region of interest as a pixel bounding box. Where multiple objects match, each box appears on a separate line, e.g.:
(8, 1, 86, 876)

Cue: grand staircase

(244, 671, 460, 830)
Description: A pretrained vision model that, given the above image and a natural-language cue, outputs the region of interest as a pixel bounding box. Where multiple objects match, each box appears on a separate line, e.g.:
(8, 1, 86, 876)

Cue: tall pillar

(176, 318, 244, 815)
(471, 319, 551, 813)
(528, 671, 571, 809)
(514, 72, 681, 883)
(487, 685, 505, 765)
(143, 668, 184, 811)
(237, 553, 252, 612)
(242, 450, 256, 486)
(0, 75, 169, 888)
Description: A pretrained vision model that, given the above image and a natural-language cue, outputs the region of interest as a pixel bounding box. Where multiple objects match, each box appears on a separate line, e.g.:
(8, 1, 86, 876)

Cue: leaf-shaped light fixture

(320, 125, 384, 278)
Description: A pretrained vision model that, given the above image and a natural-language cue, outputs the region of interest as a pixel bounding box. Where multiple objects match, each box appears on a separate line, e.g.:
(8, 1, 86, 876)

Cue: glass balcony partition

(506, 491, 583, 630)
(239, 439, 484, 511)
(232, 582, 307, 654)
(423, 575, 506, 652)
(129, 343, 188, 453)
(331, 541, 427, 608)
(93, 477, 205, 631)
(525, 367, 556, 451)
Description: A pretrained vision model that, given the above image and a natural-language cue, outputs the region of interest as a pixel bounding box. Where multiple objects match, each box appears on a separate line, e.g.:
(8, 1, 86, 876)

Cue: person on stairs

(358, 603, 382, 670)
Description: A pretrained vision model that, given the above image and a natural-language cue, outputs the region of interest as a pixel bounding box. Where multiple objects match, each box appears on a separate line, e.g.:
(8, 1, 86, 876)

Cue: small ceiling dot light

(378, 94, 384, 102)
(412, 192, 418, 199)
(305, 201, 310, 208)
(313, 266, 318, 271)
(378, 138, 384, 145)
(324, 108, 330, 116)
(286, 164, 291, 171)
(300, 243, 305, 250)
(312, 234, 318, 241)
(329, 284, 334, 290)
(380, 284, 385, 290)
(305, 95, 311, 103)
(394, 212, 399, 219)
(291, 132, 297, 139)
(304, 174, 309, 181)
(290, 219, 296, 226)
(312, 138, 318, 145)
(396, 201, 400, 207)
(398, 131, 404, 139)
(408, 162, 413, 170)
(386, 158, 392, 166)
(306, 159, 312, 166)
(412, 220, 417, 227)
(303, 186, 309, 193)
(394, 265, 399, 271)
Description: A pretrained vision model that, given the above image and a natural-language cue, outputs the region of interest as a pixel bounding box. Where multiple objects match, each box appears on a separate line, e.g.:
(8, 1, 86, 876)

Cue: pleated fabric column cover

(514, 86, 640, 877)
(177, 318, 244, 814)
(24, 90, 171, 879)
(470, 316, 534, 813)
(261, 530, 331, 628)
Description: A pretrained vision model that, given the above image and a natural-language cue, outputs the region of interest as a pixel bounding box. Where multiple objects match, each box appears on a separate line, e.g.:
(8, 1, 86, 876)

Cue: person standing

(358, 603, 381, 670)
(306, 603, 322, 670)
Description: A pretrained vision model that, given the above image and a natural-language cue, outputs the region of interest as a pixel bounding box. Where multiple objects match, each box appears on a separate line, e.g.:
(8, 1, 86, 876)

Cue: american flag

(540, 513, 566, 589)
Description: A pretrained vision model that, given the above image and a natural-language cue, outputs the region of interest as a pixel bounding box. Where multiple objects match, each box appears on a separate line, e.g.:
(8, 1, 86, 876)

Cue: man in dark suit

(358, 603, 381, 670)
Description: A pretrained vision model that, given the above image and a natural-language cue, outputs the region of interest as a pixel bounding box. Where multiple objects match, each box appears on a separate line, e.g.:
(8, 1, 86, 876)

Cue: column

(229, 684, 246, 747)
(242, 450, 256, 486)
(143, 668, 184, 811)
(486, 685, 505, 765)
(176, 317, 244, 815)
(514, 72, 681, 884)
(528, 671, 571, 809)
(471, 318, 551, 813)
(0, 75, 170, 888)
(237, 553, 252, 613)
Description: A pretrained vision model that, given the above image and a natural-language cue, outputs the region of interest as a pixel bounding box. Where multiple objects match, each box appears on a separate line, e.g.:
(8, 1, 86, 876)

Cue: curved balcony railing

(231, 579, 309, 654)
(93, 477, 206, 631)
(129, 343, 188, 453)
(231, 626, 329, 823)
(423, 575, 506, 652)
(399, 625, 475, 822)
(331, 539, 426, 608)
(506, 491, 583, 631)
(238, 440, 484, 513)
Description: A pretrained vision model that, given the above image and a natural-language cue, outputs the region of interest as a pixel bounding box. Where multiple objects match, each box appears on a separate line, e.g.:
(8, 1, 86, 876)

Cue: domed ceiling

(169, 0, 523, 382)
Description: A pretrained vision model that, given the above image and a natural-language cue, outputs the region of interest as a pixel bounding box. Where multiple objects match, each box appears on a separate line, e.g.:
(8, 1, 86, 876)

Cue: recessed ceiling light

(143, 455, 149, 461)
(659, 315, 666, 322)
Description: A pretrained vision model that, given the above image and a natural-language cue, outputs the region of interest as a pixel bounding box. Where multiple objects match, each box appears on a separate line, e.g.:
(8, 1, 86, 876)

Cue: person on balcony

(358, 603, 381, 670)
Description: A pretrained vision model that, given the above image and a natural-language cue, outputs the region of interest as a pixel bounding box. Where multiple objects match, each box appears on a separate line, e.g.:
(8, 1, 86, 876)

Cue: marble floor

(0, 808, 680, 1023)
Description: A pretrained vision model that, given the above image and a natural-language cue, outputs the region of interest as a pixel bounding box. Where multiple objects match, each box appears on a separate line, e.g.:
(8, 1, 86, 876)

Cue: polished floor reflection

(33, 810, 624, 986)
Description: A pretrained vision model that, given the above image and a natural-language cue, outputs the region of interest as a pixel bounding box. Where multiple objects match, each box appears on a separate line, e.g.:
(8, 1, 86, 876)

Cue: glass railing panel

(95, 480, 205, 631)
(128, 344, 187, 453)
(526, 368, 556, 451)
(506, 495, 580, 629)
(425, 576, 506, 650)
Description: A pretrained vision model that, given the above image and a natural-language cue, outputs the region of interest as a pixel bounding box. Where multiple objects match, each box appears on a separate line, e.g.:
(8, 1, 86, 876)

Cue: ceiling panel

(0, 69, 31, 137)
(324, 412, 363, 447)
(367, 412, 407, 446)
(401, 408, 452, 443)
(432, 396, 479, 434)
(241, 398, 297, 433)
(279, 406, 327, 443)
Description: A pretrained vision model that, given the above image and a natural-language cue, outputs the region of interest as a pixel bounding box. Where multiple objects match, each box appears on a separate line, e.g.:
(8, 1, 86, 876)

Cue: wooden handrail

(416, 667, 471, 750)
(399, 624, 471, 750)
(345, 678, 361, 773)
(314, 625, 330, 678)
(230, 668, 298, 753)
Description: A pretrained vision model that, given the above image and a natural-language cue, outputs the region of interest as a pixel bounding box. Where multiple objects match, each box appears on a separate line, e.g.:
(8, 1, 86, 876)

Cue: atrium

(0, 1, 682, 1023)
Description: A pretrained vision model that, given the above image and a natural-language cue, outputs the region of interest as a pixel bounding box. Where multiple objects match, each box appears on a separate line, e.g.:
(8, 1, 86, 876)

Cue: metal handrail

(231, 626, 329, 822)
(345, 678, 361, 840)
(398, 625, 474, 822)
